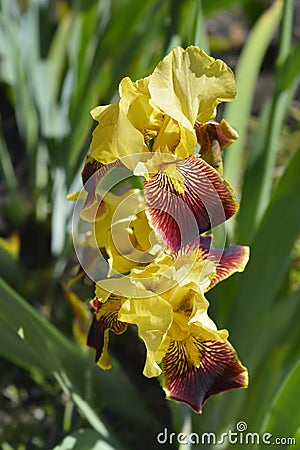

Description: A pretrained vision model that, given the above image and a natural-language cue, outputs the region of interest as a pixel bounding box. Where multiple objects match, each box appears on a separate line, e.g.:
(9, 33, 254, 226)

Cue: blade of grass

(0, 126, 18, 196)
(189, 0, 210, 52)
(47, 10, 73, 102)
(0, 0, 39, 154)
(225, 290, 300, 433)
(53, 428, 121, 450)
(237, 0, 297, 243)
(261, 357, 300, 441)
(253, 0, 295, 228)
(246, 290, 300, 372)
(202, 0, 252, 17)
(228, 146, 300, 353)
(0, 276, 160, 436)
(0, 317, 44, 371)
(275, 41, 300, 92)
(223, 0, 283, 225)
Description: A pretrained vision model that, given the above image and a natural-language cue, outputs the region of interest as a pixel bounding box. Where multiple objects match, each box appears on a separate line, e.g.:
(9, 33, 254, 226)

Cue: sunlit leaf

(261, 357, 300, 440)
(53, 428, 121, 450)
(229, 147, 300, 353)
(0, 277, 160, 440)
(223, 0, 283, 198)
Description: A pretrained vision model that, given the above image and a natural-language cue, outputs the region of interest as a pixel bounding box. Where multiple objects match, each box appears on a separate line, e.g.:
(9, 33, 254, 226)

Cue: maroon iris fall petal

(80, 155, 126, 222)
(144, 156, 239, 253)
(198, 235, 249, 290)
(87, 298, 127, 364)
(162, 338, 248, 413)
(81, 154, 125, 185)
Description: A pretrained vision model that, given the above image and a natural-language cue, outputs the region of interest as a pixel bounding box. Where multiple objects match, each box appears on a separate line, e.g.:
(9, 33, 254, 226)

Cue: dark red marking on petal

(82, 157, 125, 194)
(87, 298, 127, 363)
(81, 154, 126, 184)
(195, 122, 222, 172)
(82, 155, 105, 184)
(195, 120, 238, 165)
(87, 315, 104, 362)
(81, 155, 126, 222)
(198, 237, 249, 290)
(174, 233, 212, 256)
(144, 157, 238, 253)
(162, 338, 248, 413)
(90, 298, 102, 312)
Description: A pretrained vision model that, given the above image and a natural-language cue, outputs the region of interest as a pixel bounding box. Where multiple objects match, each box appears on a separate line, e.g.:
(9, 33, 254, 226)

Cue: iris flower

(85, 46, 239, 252)
(70, 45, 251, 413)
(87, 240, 249, 413)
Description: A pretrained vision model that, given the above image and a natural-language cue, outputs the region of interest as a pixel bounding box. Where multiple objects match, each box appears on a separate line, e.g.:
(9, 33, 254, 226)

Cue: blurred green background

(0, 0, 300, 449)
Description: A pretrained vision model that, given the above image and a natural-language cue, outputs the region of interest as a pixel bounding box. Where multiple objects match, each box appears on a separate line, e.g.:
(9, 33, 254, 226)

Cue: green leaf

(246, 290, 300, 371)
(53, 428, 120, 450)
(223, 0, 283, 198)
(229, 147, 300, 353)
(238, 345, 288, 433)
(0, 317, 44, 371)
(0, 125, 18, 196)
(0, 0, 39, 152)
(261, 357, 300, 441)
(237, 88, 294, 243)
(276, 41, 300, 92)
(236, 0, 296, 242)
(47, 11, 73, 102)
(0, 277, 160, 438)
(202, 0, 250, 17)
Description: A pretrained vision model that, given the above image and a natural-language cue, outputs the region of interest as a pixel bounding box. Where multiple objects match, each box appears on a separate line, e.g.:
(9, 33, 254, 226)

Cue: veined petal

(80, 155, 126, 223)
(199, 235, 250, 291)
(82, 155, 126, 187)
(80, 155, 108, 223)
(195, 119, 239, 174)
(162, 338, 248, 413)
(144, 156, 239, 253)
(149, 46, 236, 129)
(87, 298, 127, 369)
(195, 119, 239, 153)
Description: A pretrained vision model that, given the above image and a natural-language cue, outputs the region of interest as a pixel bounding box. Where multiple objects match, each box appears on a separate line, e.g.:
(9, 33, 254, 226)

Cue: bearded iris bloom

(87, 242, 249, 413)
(85, 46, 240, 253)
(70, 45, 250, 413)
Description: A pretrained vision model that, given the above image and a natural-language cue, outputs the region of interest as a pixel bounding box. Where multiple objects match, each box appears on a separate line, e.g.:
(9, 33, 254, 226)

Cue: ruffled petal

(118, 297, 173, 377)
(119, 76, 162, 147)
(162, 338, 248, 413)
(149, 46, 236, 129)
(144, 156, 239, 253)
(90, 101, 146, 168)
(198, 235, 250, 291)
(90, 103, 121, 164)
(87, 298, 127, 369)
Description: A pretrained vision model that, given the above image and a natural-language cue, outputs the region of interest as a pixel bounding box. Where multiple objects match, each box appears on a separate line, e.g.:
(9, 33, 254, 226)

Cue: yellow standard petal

(149, 46, 236, 129)
(90, 104, 121, 164)
(118, 296, 173, 377)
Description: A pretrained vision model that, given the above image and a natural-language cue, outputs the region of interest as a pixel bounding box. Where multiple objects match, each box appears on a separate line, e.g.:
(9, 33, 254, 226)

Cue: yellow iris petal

(89, 46, 236, 168)
(149, 45, 236, 129)
(90, 104, 120, 164)
(118, 297, 173, 377)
